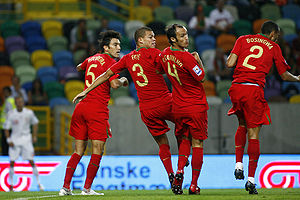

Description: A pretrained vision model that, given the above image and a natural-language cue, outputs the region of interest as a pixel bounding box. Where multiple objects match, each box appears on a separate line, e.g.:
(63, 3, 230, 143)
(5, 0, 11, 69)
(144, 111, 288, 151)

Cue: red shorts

(228, 84, 271, 128)
(69, 101, 111, 141)
(174, 111, 208, 140)
(140, 103, 174, 137)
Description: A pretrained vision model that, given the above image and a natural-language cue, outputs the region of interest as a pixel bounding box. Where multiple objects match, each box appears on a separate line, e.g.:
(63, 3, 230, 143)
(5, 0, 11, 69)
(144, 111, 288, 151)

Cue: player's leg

(153, 134, 174, 183)
(9, 161, 14, 191)
(234, 116, 247, 180)
(189, 137, 203, 195)
(62, 140, 87, 191)
(245, 126, 260, 194)
(81, 139, 105, 195)
(140, 108, 175, 185)
(60, 104, 88, 195)
(29, 160, 44, 191)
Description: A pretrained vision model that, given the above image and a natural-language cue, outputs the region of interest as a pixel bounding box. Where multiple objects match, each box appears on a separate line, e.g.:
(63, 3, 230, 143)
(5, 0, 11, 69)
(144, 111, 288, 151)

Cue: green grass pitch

(1, 188, 300, 200)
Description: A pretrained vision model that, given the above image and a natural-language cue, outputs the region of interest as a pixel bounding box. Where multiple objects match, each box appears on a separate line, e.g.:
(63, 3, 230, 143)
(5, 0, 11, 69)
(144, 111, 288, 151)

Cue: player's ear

(103, 45, 109, 51)
(171, 37, 176, 43)
(138, 37, 143, 45)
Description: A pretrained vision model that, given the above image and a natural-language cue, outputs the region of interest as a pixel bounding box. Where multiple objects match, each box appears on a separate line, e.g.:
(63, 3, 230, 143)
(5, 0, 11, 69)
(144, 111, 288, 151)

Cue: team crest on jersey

(193, 65, 202, 76)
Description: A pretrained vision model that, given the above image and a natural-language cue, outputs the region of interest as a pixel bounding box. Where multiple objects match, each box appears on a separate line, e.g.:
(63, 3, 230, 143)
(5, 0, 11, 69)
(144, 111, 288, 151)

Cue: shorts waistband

(234, 82, 259, 87)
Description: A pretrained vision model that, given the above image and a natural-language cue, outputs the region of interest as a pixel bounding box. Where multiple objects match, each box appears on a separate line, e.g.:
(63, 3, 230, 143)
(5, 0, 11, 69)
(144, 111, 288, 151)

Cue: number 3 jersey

(231, 34, 290, 88)
(160, 47, 208, 114)
(110, 48, 171, 110)
(80, 53, 119, 109)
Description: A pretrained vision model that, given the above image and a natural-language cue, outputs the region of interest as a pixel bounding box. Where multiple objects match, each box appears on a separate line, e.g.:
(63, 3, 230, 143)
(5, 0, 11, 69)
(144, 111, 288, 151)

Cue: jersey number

(85, 64, 97, 87)
(242, 45, 263, 70)
(132, 63, 148, 87)
(167, 62, 182, 85)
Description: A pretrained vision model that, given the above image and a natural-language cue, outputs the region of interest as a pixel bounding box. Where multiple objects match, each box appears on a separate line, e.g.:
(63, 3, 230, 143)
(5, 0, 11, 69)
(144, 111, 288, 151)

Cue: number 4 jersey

(231, 34, 290, 87)
(80, 53, 119, 107)
(160, 47, 208, 114)
(110, 48, 171, 110)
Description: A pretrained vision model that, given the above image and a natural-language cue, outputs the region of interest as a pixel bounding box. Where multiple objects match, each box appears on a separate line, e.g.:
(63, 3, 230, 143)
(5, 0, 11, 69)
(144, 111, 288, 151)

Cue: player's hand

(8, 142, 14, 147)
(72, 91, 87, 104)
(32, 136, 37, 144)
(120, 77, 129, 87)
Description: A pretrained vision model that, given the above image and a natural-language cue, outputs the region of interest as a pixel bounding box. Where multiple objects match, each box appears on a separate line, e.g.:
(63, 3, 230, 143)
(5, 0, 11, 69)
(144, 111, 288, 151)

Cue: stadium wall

(0, 155, 299, 191)
(53, 103, 300, 155)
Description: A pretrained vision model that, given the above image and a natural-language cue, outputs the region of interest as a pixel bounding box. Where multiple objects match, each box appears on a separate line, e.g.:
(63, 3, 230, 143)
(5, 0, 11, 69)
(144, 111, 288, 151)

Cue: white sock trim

(235, 162, 243, 170)
(248, 177, 255, 184)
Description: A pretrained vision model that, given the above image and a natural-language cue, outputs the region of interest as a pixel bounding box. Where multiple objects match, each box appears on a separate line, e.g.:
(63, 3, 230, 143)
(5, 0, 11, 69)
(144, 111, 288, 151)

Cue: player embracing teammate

(159, 24, 208, 195)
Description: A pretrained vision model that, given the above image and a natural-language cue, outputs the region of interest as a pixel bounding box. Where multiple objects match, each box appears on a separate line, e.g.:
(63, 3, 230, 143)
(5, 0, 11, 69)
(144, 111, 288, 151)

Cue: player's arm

(280, 71, 300, 82)
(226, 53, 238, 68)
(110, 77, 129, 89)
(32, 124, 38, 143)
(3, 116, 13, 146)
(191, 52, 205, 70)
(73, 69, 115, 103)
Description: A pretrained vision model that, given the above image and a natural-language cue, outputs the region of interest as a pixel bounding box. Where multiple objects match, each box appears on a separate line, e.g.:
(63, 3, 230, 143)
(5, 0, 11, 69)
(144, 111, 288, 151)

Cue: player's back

(111, 48, 171, 110)
(232, 34, 288, 87)
(81, 53, 116, 106)
(161, 47, 208, 114)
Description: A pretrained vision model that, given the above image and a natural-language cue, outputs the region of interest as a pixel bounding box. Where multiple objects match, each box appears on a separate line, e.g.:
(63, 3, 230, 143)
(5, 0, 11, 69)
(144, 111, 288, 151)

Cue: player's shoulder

(147, 48, 161, 54)
(23, 107, 34, 114)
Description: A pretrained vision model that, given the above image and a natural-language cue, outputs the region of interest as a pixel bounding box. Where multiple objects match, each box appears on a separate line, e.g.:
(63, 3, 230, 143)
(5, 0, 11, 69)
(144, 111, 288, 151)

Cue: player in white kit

(4, 96, 44, 191)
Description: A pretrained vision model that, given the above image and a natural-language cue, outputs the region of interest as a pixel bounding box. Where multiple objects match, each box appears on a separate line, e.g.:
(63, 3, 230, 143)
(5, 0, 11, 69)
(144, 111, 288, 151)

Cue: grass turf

(1, 188, 299, 200)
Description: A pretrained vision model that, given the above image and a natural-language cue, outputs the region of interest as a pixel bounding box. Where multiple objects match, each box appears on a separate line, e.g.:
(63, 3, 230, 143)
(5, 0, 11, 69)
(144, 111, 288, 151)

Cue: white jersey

(4, 108, 38, 146)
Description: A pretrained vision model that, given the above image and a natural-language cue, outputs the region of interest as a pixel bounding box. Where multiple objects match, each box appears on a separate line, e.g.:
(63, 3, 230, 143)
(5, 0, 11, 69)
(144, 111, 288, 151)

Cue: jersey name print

(231, 34, 290, 87)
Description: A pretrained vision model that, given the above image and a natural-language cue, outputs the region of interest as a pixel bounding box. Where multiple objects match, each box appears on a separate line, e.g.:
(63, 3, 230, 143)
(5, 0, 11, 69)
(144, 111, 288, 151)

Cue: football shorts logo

(259, 161, 300, 188)
(193, 65, 202, 76)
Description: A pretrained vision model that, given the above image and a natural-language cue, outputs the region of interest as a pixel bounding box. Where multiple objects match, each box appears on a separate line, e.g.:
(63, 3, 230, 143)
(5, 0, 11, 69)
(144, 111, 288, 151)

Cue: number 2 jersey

(160, 47, 208, 114)
(80, 53, 119, 113)
(231, 34, 290, 88)
(110, 48, 172, 110)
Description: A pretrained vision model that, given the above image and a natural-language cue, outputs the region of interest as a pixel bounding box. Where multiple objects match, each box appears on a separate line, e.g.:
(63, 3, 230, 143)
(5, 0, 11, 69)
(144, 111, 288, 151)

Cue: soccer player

(160, 24, 208, 195)
(59, 30, 128, 196)
(4, 96, 44, 191)
(226, 21, 300, 194)
(73, 27, 177, 186)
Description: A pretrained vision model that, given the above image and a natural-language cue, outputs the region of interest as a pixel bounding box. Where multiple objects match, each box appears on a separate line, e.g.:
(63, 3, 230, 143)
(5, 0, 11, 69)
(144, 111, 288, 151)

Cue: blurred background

(0, 0, 299, 156)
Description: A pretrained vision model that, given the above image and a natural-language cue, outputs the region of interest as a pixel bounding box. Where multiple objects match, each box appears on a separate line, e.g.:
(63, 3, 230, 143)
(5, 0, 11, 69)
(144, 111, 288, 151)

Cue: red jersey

(110, 48, 171, 110)
(231, 34, 291, 87)
(80, 53, 118, 111)
(160, 47, 208, 114)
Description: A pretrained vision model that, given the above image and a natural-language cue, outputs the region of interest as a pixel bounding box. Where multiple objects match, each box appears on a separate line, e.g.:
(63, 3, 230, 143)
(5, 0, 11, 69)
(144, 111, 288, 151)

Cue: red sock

(177, 139, 191, 172)
(191, 147, 203, 185)
(159, 144, 174, 174)
(235, 126, 247, 163)
(63, 153, 82, 189)
(248, 139, 260, 177)
(176, 135, 182, 150)
(84, 154, 102, 189)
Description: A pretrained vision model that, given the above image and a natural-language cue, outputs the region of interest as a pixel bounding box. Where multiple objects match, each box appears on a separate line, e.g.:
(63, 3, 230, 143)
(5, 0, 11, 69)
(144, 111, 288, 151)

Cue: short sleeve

(274, 44, 291, 75)
(231, 36, 243, 56)
(30, 110, 39, 125)
(80, 59, 88, 71)
(3, 111, 12, 130)
(185, 53, 205, 82)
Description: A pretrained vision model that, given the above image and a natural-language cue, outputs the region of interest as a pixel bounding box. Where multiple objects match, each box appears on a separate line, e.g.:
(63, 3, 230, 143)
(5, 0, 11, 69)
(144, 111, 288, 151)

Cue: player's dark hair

(261, 21, 280, 35)
(165, 24, 184, 45)
(134, 26, 153, 44)
(98, 30, 121, 53)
